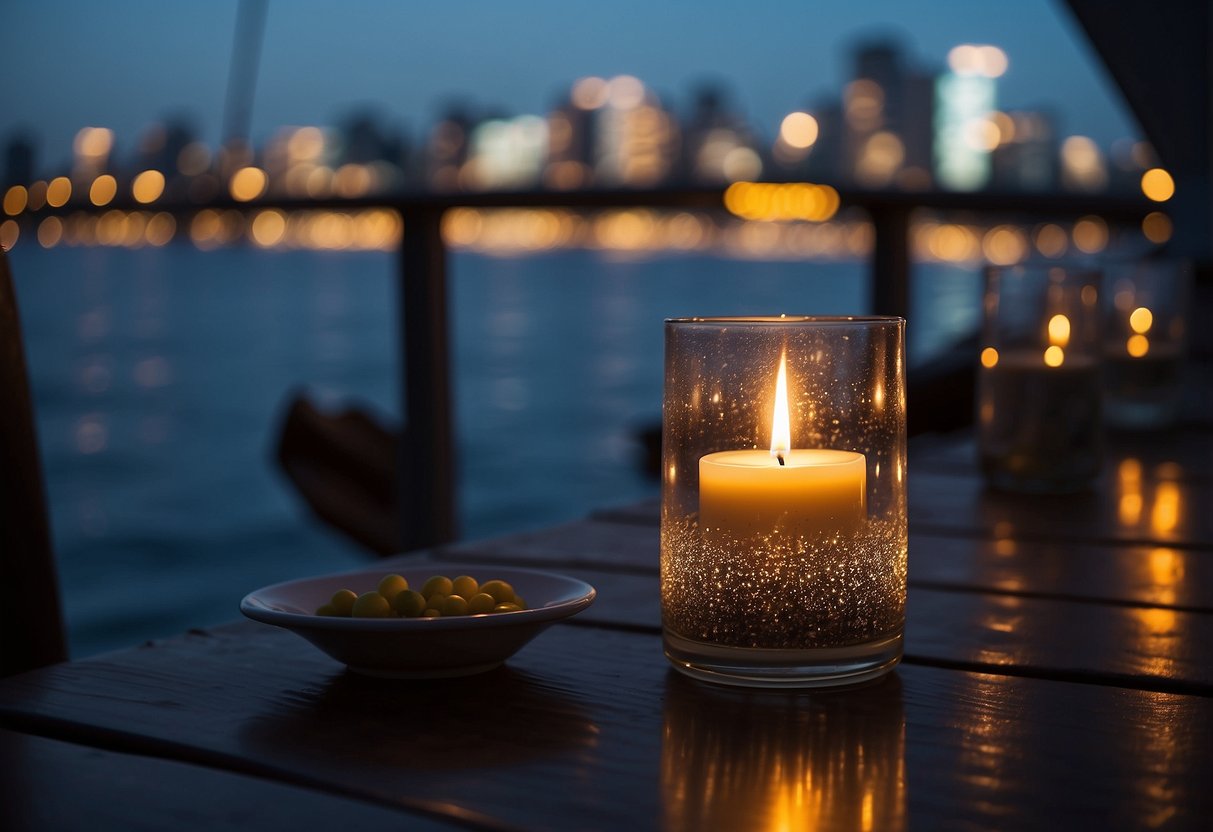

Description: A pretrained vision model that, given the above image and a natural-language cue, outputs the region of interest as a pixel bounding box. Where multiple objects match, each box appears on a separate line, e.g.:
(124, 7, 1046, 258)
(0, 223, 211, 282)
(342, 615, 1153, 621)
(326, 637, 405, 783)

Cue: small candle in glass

(978, 264, 1102, 493)
(1102, 258, 1190, 429)
(660, 316, 907, 688)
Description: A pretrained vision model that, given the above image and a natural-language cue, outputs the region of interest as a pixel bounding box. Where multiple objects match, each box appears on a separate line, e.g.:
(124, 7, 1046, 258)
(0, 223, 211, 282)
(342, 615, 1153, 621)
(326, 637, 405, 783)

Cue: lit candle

(699, 353, 866, 540)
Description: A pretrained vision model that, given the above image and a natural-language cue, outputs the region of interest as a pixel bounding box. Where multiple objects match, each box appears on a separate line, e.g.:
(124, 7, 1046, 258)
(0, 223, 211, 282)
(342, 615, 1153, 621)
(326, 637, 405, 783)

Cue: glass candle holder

(660, 316, 907, 688)
(1102, 258, 1190, 429)
(978, 264, 1102, 493)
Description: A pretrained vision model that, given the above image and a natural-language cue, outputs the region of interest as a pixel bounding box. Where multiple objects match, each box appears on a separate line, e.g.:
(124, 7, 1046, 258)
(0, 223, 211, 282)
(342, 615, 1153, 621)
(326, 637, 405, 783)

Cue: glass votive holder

(660, 317, 907, 688)
(978, 264, 1102, 493)
(1102, 258, 1191, 429)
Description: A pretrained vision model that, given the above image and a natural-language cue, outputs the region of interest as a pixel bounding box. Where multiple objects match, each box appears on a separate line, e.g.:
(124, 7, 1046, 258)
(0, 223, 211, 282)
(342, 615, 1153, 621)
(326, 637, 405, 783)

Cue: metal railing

(20, 183, 1154, 548)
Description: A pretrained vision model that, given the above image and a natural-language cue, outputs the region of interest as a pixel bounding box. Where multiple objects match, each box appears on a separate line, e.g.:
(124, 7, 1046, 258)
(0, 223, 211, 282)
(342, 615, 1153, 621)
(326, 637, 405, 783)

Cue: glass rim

(664, 315, 905, 326)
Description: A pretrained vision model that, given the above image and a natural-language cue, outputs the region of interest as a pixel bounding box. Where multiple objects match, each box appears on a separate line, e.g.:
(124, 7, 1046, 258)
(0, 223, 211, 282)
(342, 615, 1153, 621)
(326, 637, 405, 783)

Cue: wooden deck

(2, 428, 1211, 830)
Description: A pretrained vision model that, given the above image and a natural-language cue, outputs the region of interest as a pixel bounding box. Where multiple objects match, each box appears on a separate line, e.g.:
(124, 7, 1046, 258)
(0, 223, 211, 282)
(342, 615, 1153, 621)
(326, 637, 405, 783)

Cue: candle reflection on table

(660, 671, 906, 832)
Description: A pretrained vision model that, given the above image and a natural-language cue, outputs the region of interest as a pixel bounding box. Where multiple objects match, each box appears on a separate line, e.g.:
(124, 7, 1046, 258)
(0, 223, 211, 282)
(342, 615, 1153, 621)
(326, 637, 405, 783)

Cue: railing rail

(14, 183, 1156, 548)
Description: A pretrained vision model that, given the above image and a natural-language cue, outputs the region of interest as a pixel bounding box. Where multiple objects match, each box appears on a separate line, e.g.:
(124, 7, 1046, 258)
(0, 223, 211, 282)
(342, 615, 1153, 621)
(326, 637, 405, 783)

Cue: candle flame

(770, 352, 791, 460)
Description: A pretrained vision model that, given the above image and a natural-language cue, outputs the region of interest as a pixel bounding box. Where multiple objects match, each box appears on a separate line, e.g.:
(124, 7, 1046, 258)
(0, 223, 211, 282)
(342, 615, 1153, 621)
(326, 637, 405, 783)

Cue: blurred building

(4, 134, 36, 187)
(933, 44, 1007, 191)
(680, 83, 760, 184)
(426, 107, 475, 191)
(990, 110, 1058, 191)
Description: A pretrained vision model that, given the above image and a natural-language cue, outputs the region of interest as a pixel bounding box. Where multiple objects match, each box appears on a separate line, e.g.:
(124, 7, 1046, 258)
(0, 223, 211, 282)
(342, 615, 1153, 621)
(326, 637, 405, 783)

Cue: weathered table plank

(0, 728, 463, 831)
(433, 524, 1213, 693)
(0, 623, 1209, 832)
(910, 429, 1213, 484)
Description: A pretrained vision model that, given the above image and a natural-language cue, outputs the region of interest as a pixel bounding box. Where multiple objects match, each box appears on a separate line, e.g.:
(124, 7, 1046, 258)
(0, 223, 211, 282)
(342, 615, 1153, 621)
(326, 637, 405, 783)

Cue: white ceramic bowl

(241, 563, 596, 678)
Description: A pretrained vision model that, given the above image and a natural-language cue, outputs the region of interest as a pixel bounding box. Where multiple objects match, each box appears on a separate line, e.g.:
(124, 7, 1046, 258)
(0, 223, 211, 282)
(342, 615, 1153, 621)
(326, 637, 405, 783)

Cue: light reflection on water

(12, 245, 978, 655)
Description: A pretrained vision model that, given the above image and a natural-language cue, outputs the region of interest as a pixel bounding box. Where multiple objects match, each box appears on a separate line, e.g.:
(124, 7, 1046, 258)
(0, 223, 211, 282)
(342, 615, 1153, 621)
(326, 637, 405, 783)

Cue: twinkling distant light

(250, 210, 287, 247)
(38, 216, 63, 248)
(1142, 212, 1172, 244)
(89, 175, 118, 206)
(3, 185, 27, 215)
(132, 170, 165, 204)
(229, 166, 267, 201)
(571, 76, 609, 110)
(991, 111, 1015, 143)
(1034, 224, 1068, 258)
(982, 225, 1027, 265)
(723, 182, 840, 222)
(963, 117, 1002, 151)
(1129, 307, 1153, 334)
(46, 177, 72, 208)
(721, 147, 762, 181)
(779, 112, 819, 149)
(606, 75, 645, 109)
(287, 127, 325, 161)
(74, 127, 114, 158)
(948, 44, 1008, 77)
(145, 212, 176, 246)
(0, 219, 18, 249)
(855, 131, 904, 187)
(1048, 314, 1071, 347)
(1140, 168, 1175, 202)
(978, 46, 1008, 77)
(1061, 136, 1107, 191)
(1072, 215, 1108, 254)
(1127, 334, 1149, 358)
(948, 45, 980, 75)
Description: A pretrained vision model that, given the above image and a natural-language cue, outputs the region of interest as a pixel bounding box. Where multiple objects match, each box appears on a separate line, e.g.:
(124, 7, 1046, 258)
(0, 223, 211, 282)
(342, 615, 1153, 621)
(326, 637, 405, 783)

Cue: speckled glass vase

(660, 317, 907, 688)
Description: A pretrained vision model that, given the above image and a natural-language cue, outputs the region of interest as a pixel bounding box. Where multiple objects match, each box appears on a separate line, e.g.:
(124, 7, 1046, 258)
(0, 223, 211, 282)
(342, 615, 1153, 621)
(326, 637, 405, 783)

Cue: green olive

(493, 602, 522, 613)
(480, 580, 515, 603)
(441, 595, 469, 616)
(421, 608, 442, 618)
(315, 603, 338, 616)
(376, 574, 409, 603)
(512, 596, 527, 610)
(351, 591, 392, 618)
(421, 575, 453, 599)
(393, 589, 427, 618)
(451, 575, 478, 599)
(330, 589, 358, 616)
(467, 592, 496, 614)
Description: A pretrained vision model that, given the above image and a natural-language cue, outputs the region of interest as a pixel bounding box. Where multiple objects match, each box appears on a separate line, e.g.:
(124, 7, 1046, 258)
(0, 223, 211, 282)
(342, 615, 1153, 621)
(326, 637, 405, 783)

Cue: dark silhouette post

(870, 203, 911, 318)
(0, 248, 67, 676)
(398, 209, 457, 550)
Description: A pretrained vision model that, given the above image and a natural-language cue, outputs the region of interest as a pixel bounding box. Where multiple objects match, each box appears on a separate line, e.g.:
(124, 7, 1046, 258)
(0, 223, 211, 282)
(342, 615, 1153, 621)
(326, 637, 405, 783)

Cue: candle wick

(777, 452, 785, 466)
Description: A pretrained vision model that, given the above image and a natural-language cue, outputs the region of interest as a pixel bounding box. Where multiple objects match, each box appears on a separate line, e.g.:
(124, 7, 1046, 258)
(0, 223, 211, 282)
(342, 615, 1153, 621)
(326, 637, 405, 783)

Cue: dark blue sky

(3, 0, 1139, 171)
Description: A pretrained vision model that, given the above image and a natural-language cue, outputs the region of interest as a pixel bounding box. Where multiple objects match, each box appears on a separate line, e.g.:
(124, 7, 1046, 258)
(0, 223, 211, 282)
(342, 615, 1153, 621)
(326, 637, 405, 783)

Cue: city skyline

(3, 0, 1141, 168)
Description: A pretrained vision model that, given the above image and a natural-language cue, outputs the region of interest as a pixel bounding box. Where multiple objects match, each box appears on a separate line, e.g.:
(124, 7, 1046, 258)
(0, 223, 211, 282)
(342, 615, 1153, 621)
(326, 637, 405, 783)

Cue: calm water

(10, 245, 980, 655)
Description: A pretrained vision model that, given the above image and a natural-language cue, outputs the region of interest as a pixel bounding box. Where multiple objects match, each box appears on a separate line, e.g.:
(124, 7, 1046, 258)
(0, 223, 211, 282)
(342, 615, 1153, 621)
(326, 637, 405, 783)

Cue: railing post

(869, 204, 912, 319)
(398, 208, 457, 550)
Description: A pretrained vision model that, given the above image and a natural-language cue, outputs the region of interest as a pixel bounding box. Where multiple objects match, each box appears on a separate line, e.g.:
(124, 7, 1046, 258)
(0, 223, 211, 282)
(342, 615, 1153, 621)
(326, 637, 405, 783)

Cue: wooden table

(2, 429, 1212, 831)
